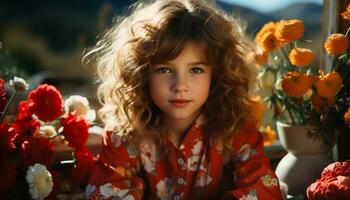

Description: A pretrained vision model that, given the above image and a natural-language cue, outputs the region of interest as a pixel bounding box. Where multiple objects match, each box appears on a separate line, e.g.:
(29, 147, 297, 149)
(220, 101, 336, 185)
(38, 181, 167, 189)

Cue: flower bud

(10, 76, 28, 92)
(259, 70, 275, 90)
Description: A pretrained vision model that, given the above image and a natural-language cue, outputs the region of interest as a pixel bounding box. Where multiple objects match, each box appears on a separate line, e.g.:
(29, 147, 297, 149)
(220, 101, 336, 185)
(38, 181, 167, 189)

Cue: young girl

(85, 0, 282, 199)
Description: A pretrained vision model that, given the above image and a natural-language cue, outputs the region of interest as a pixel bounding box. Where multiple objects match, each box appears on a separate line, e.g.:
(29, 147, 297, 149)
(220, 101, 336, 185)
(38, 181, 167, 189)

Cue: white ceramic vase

(275, 121, 334, 196)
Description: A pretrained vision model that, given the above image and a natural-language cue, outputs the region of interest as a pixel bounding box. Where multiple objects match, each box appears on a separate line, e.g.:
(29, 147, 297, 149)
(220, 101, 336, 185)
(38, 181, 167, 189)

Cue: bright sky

(218, 0, 323, 13)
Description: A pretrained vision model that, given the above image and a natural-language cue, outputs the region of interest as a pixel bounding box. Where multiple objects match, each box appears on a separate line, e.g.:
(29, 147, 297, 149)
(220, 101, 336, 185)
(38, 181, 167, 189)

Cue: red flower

(0, 158, 16, 194)
(20, 137, 54, 167)
(71, 147, 96, 184)
(319, 161, 350, 182)
(0, 79, 6, 111)
(28, 84, 63, 122)
(0, 123, 18, 156)
(61, 112, 89, 148)
(12, 120, 40, 146)
(15, 101, 34, 121)
(11, 101, 40, 145)
(307, 161, 350, 200)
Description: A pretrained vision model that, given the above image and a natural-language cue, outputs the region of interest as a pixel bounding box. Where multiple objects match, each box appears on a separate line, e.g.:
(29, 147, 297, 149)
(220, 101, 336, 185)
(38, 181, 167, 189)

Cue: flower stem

(332, 56, 339, 72)
(49, 132, 62, 140)
(0, 90, 18, 123)
(284, 99, 296, 125)
(276, 91, 296, 125)
(345, 26, 350, 37)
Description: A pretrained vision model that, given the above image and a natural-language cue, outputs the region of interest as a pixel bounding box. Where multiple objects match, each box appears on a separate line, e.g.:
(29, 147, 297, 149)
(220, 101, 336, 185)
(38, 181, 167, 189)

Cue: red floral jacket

(86, 115, 282, 200)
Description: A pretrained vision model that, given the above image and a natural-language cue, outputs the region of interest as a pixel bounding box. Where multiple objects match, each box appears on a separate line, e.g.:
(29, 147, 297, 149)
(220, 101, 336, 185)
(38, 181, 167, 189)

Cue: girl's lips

(169, 100, 192, 108)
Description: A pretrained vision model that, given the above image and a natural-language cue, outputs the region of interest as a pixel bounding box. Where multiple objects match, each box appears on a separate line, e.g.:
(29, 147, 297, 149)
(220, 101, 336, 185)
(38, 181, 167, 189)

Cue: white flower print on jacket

(140, 140, 157, 173)
(239, 189, 258, 200)
(99, 183, 131, 198)
(156, 178, 174, 200)
(85, 184, 96, 199)
(187, 140, 203, 171)
(195, 170, 212, 187)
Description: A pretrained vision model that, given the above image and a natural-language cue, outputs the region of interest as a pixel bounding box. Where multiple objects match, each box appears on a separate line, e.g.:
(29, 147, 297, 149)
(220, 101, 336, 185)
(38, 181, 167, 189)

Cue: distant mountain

(217, 1, 277, 35)
(216, 1, 322, 38)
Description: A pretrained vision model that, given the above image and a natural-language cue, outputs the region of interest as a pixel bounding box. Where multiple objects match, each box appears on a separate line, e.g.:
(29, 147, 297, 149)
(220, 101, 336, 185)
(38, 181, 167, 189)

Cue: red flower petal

(0, 79, 6, 111)
(12, 118, 40, 145)
(71, 146, 96, 184)
(0, 123, 18, 155)
(15, 101, 34, 121)
(61, 112, 89, 148)
(307, 161, 350, 200)
(28, 84, 63, 122)
(20, 137, 54, 167)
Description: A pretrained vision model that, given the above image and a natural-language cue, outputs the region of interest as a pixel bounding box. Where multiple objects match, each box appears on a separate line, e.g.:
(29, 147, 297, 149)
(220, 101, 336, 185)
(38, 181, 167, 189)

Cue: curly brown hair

(84, 0, 256, 149)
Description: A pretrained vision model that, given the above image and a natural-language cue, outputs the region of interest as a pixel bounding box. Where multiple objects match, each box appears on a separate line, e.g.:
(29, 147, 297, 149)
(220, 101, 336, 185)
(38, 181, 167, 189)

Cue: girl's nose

(171, 74, 188, 93)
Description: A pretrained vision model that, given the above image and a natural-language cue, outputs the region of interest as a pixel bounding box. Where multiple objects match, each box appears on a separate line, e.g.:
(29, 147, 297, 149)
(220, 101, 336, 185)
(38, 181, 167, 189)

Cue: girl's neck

(163, 112, 200, 147)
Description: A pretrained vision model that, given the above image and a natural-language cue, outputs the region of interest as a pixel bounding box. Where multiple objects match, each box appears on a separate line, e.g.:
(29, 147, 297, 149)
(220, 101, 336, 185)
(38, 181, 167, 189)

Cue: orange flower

(344, 108, 350, 125)
(281, 71, 310, 97)
(341, 5, 350, 21)
(315, 71, 342, 98)
(261, 126, 276, 146)
(310, 93, 335, 113)
(324, 34, 349, 56)
(307, 74, 320, 86)
(255, 22, 282, 51)
(275, 19, 304, 44)
(288, 48, 314, 67)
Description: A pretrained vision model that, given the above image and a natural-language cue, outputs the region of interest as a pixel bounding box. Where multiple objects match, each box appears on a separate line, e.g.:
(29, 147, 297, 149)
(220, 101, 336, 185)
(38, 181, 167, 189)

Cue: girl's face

(149, 41, 212, 122)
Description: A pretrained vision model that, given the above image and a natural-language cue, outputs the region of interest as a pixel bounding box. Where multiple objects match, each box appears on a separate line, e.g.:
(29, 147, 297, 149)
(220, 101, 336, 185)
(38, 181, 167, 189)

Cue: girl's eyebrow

(156, 61, 210, 67)
(187, 61, 210, 66)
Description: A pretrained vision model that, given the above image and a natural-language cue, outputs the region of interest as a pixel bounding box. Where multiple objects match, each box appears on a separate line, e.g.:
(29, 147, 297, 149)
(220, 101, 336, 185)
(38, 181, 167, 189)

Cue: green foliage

(0, 49, 29, 81)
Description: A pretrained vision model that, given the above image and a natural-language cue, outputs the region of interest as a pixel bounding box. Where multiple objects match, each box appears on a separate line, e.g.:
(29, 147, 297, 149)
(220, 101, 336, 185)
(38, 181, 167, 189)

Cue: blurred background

(0, 0, 323, 80)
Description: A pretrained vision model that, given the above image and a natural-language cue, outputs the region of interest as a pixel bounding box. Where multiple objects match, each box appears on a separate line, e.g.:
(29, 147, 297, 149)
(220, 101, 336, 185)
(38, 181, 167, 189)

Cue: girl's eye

(190, 67, 204, 74)
(155, 67, 171, 73)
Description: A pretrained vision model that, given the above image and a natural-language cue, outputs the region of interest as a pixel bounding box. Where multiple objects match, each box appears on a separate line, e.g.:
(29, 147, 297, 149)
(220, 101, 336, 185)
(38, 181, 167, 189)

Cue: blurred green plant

(0, 42, 28, 81)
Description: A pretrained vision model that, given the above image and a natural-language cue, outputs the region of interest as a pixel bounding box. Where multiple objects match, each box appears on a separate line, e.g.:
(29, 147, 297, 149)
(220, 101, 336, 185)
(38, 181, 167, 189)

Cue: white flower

(99, 183, 129, 198)
(39, 125, 57, 138)
(187, 155, 200, 171)
(275, 77, 283, 91)
(64, 95, 96, 122)
(140, 141, 157, 173)
(85, 184, 96, 199)
(88, 125, 104, 135)
(273, 55, 282, 65)
(156, 178, 173, 200)
(238, 189, 258, 200)
(195, 172, 212, 187)
(10, 76, 28, 92)
(191, 140, 203, 155)
(26, 164, 53, 200)
(140, 153, 156, 173)
(124, 195, 135, 200)
(259, 70, 275, 90)
(238, 144, 251, 161)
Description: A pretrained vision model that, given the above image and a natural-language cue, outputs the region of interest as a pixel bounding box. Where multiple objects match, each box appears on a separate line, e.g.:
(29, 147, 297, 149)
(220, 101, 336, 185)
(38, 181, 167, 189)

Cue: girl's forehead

(151, 39, 209, 64)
